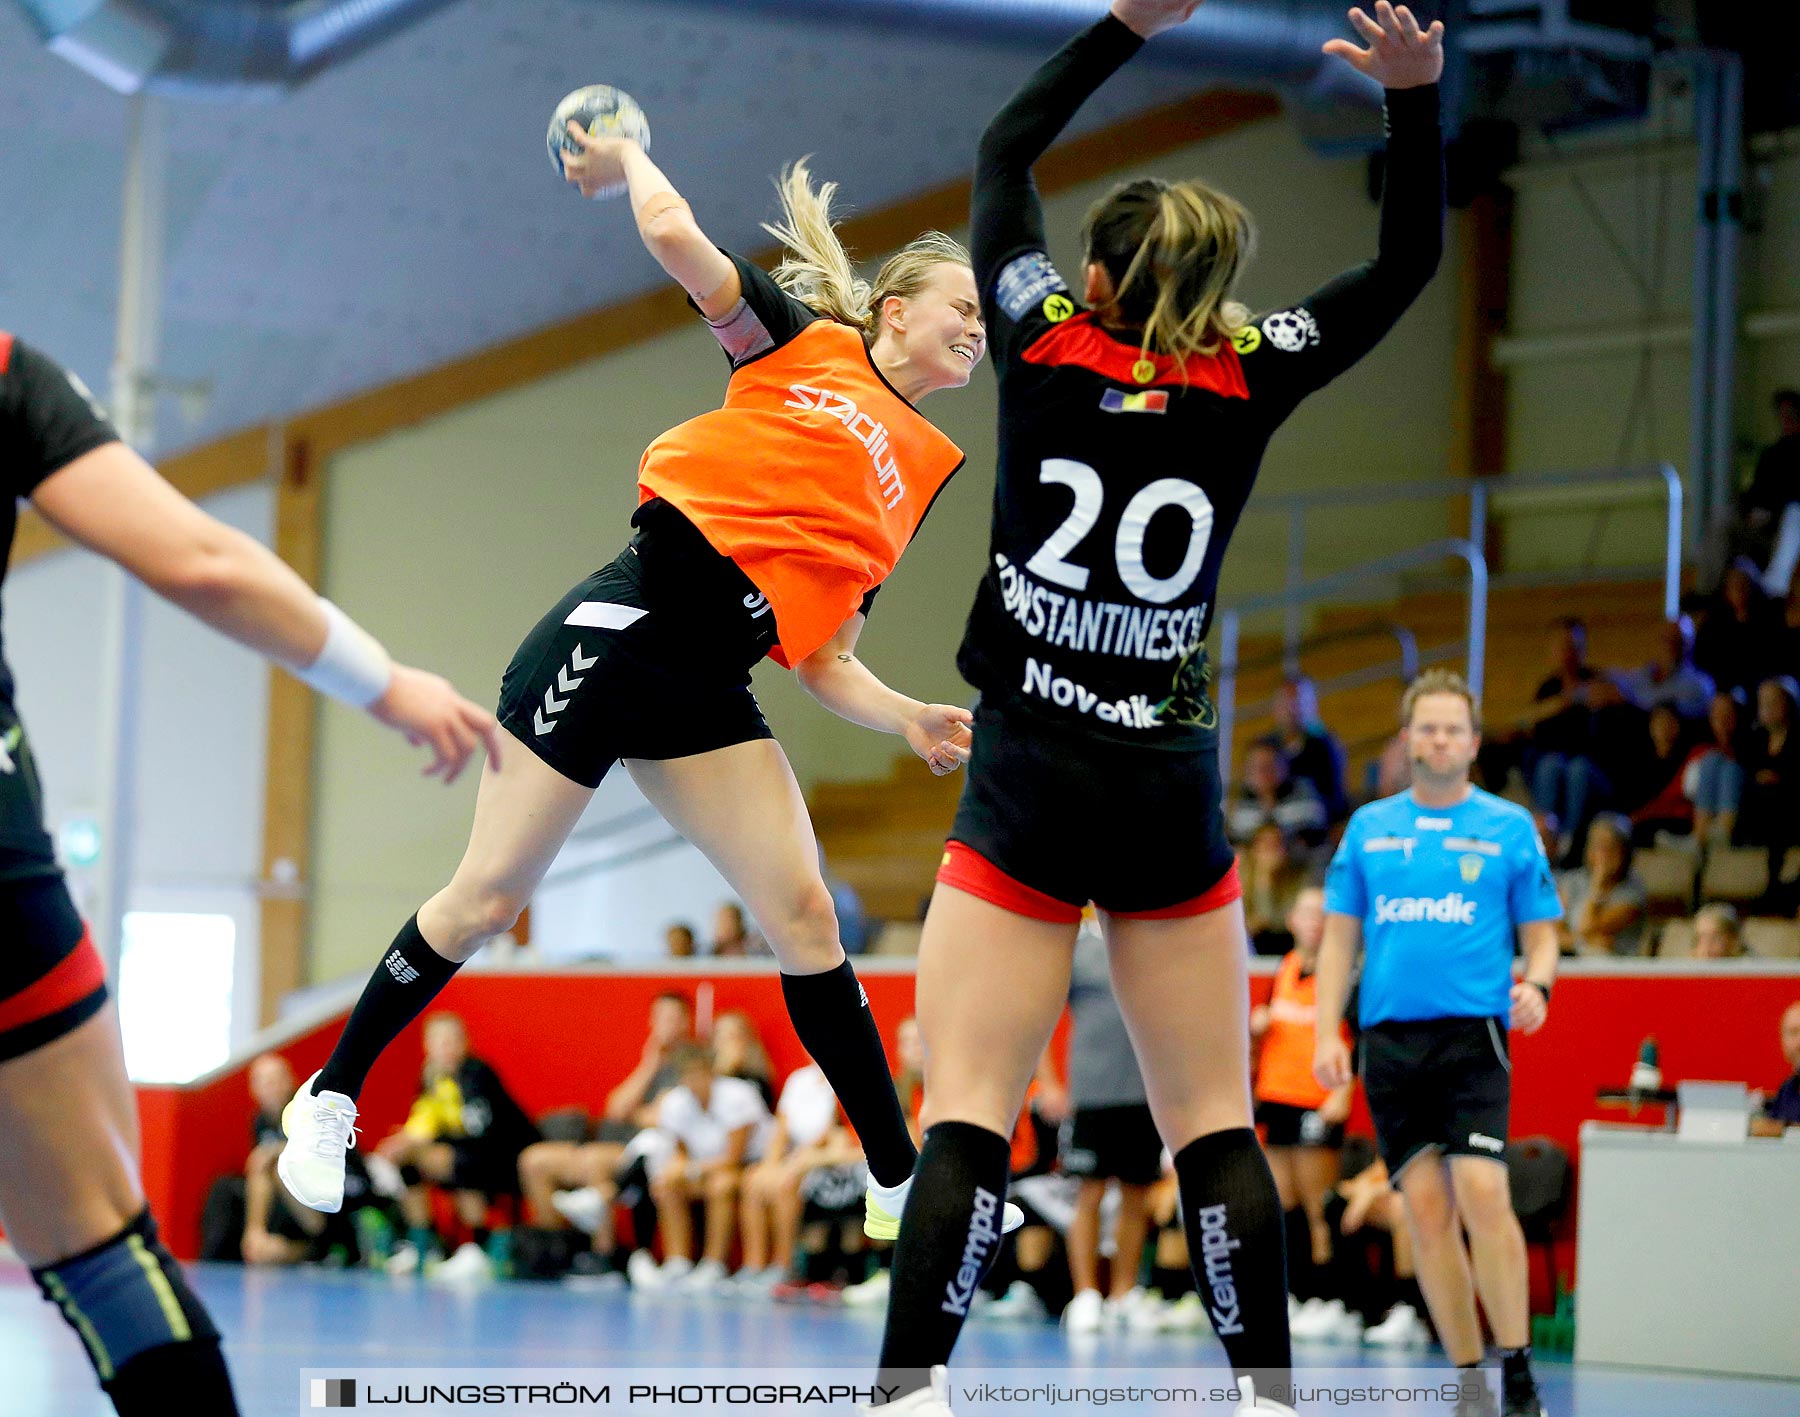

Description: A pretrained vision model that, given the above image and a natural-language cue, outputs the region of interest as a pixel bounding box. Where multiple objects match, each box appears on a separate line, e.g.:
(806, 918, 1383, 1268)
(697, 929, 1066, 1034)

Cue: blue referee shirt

(1323, 787, 1563, 1026)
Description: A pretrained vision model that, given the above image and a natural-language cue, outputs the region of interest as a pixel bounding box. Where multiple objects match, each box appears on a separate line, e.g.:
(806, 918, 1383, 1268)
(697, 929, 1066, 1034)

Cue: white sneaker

(1287, 1294, 1303, 1324)
(1291, 1297, 1363, 1344)
(626, 1250, 662, 1290)
(864, 1365, 954, 1414)
(428, 1242, 493, 1285)
(977, 1280, 1046, 1323)
(1118, 1287, 1171, 1333)
(1363, 1301, 1432, 1348)
(1292, 1296, 1328, 1327)
(550, 1187, 606, 1235)
(1233, 1375, 1299, 1415)
(384, 1241, 424, 1277)
(865, 1175, 1026, 1241)
(730, 1263, 787, 1297)
(1062, 1288, 1105, 1333)
(675, 1257, 727, 1293)
(842, 1269, 891, 1308)
(654, 1255, 693, 1288)
(275, 1071, 359, 1213)
(1163, 1292, 1208, 1331)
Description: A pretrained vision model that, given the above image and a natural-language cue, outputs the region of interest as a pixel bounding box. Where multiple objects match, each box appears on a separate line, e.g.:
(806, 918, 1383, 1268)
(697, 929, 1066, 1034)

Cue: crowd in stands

(1227, 591, 1800, 961)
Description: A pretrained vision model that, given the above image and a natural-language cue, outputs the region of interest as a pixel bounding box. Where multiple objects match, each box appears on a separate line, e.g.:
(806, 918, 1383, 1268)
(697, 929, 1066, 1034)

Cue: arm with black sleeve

(1244, 83, 1446, 410)
(969, 14, 1145, 326)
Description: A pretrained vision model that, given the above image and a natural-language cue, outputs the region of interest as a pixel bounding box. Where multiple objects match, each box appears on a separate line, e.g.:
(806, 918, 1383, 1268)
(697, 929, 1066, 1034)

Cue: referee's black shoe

(1501, 1369, 1548, 1417)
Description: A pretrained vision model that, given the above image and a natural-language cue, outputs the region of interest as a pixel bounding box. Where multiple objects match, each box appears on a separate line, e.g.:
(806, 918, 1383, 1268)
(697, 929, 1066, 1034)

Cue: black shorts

(1255, 1100, 1346, 1151)
(948, 693, 1236, 915)
(1059, 1103, 1164, 1185)
(0, 873, 105, 1065)
(496, 503, 777, 790)
(445, 1140, 524, 1196)
(1360, 1017, 1512, 1177)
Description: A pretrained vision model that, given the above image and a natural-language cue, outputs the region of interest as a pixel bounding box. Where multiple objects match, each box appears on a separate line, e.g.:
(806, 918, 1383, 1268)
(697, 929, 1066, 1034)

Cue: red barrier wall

(139, 967, 1800, 1315)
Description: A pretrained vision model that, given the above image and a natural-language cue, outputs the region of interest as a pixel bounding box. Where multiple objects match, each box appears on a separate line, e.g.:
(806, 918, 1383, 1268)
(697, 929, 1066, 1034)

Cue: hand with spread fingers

(1324, 2, 1445, 89)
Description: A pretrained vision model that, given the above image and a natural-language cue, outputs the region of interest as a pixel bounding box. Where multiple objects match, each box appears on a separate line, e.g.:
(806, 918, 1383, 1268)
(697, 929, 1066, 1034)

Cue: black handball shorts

(946, 691, 1237, 916)
(1059, 1103, 1165, 1185)
(1359, 1016, 1513, 1178)
(0, 701, 105, 1064)
(497, 502, 778, 789)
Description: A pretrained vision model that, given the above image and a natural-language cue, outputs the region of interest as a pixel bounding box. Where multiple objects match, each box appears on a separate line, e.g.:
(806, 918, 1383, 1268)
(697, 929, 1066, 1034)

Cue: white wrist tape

(300, 600, 393, 708)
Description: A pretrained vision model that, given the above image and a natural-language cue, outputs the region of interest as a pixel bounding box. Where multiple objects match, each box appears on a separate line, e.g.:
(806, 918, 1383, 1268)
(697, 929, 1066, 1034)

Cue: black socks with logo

(316, 915, 461, 1101)
(1174, 1128, 1293, 1394)
(875, 1121, 1012, 1401)
(780, 960, 917, 1187)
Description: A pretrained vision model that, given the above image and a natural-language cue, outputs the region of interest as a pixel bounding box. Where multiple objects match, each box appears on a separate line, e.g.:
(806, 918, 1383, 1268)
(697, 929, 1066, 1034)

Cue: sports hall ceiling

(0, 0, 1281, 457)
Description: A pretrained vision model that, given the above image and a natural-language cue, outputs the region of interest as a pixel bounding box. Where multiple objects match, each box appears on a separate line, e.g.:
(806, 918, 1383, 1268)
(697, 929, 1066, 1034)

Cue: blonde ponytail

(763, 159, 970, 345)
(1083, 178, 1256, 375)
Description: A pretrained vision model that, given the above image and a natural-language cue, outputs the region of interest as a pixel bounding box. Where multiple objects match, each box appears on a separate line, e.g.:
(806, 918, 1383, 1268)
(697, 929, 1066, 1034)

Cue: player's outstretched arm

(794, 613, 973, 777)
(559, 123, 740, 319)
(32, 442, 501, 783)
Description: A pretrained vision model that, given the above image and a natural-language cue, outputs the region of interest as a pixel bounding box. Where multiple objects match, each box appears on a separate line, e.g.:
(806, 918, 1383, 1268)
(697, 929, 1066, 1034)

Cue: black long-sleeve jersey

(958, 16, 1444, 745)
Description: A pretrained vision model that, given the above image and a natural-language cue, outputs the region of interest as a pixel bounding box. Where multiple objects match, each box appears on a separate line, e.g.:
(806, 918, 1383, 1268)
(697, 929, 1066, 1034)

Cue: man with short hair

(1750, 1001, 1800, 1136)
(1315, 668, 1562, 1417)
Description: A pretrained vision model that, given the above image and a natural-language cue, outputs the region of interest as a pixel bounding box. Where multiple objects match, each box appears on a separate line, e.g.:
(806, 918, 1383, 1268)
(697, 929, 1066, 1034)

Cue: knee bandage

(32, 1210, 219, 1386)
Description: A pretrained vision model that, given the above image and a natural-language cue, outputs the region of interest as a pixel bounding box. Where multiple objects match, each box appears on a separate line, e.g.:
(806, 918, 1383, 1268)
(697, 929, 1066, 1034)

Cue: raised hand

(1324, 2, 1445, 89)
(1111, 0, 1205, 41)
(560, 119, 638, 200)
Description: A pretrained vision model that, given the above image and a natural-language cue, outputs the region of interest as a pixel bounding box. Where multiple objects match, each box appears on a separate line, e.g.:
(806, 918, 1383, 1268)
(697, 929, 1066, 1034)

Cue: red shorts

(937, 841, 1242, 925)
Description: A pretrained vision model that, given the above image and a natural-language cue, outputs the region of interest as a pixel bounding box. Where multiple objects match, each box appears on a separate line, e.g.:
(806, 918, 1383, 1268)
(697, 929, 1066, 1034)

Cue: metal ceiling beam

(646, 0, 1384, 107)
(13, 0, 464, 98)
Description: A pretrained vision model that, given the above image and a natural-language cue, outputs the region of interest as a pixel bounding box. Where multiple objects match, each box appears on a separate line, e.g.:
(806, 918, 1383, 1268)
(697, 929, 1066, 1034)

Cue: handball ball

(547, 85, 651, 198)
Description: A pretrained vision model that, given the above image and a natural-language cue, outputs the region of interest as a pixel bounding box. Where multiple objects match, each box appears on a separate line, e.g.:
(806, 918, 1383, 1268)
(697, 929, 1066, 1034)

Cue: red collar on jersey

(0, 332, 13, 375)
(1020, 313, 1249, 398)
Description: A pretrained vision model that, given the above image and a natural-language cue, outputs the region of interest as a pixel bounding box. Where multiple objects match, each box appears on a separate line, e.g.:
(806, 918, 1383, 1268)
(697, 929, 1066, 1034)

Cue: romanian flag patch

(1099, 387, 1169, 415)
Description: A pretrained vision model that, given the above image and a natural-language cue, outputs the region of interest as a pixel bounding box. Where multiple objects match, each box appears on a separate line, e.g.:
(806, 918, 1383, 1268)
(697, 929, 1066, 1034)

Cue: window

(118, 912, 235, 1083)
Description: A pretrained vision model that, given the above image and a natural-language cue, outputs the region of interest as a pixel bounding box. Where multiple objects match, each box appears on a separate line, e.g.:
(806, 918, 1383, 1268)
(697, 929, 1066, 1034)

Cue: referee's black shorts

(1359, 1016, 1512, 1178)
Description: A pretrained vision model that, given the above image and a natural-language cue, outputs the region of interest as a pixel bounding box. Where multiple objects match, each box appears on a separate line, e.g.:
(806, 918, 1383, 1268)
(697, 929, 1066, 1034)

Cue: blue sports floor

(6, 1261, 1796, 1416)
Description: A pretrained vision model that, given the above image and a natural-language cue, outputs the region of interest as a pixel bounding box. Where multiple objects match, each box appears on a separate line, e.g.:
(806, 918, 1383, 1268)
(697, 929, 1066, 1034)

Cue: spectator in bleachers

(1776, 577, 1800, 679)
(1689, 688, 1750, 847)
(1250, 887, 1354, 1327)
(1623, 704, 1695, 845)
(377, 1013, 539, 1281)
(1229, 739, 1328, 851)
(1523, 618, 1608, 861)
(708, 901, 769, 958)
(1556, 813, 1649, 956)
(664, 923, 697, 958)
(1270, 676, 1351, 826)
(1741, 390, 1800, 596)
(1240, 822, 1309, 957)
(1737, 676, 1800, 912)
(1322, 1152, 1433, 1347)
(711, 1009, 777, 1110)
(635, 1045, 772, 1292)
(1695, 559, 1778, 696)
(1691, 903, 1745, 960)
(736, 1056, 861, 1294)
(515, 991, 694, 1280)
(1749, 1000, 1800, 1136)
(1621, 617, 1714, 722)
(820, 847, 871, 956)
(1364, 731, 1412, 803)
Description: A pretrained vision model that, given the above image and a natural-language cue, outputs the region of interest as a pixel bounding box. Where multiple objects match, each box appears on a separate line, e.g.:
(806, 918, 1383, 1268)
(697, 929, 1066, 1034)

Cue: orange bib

(1255, 951, 1348, 1111)
(639, 320, 965, 666)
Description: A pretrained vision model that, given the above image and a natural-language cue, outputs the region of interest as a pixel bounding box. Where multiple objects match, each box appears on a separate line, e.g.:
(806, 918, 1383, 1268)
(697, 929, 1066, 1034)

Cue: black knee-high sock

(316, 915, 460, 1100)
(108, 1340, 239, 1416)
(1175, 1129, 1292, 1390)
(780, 961, 915, 1187)
(875, 1122, 1011, 1400)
